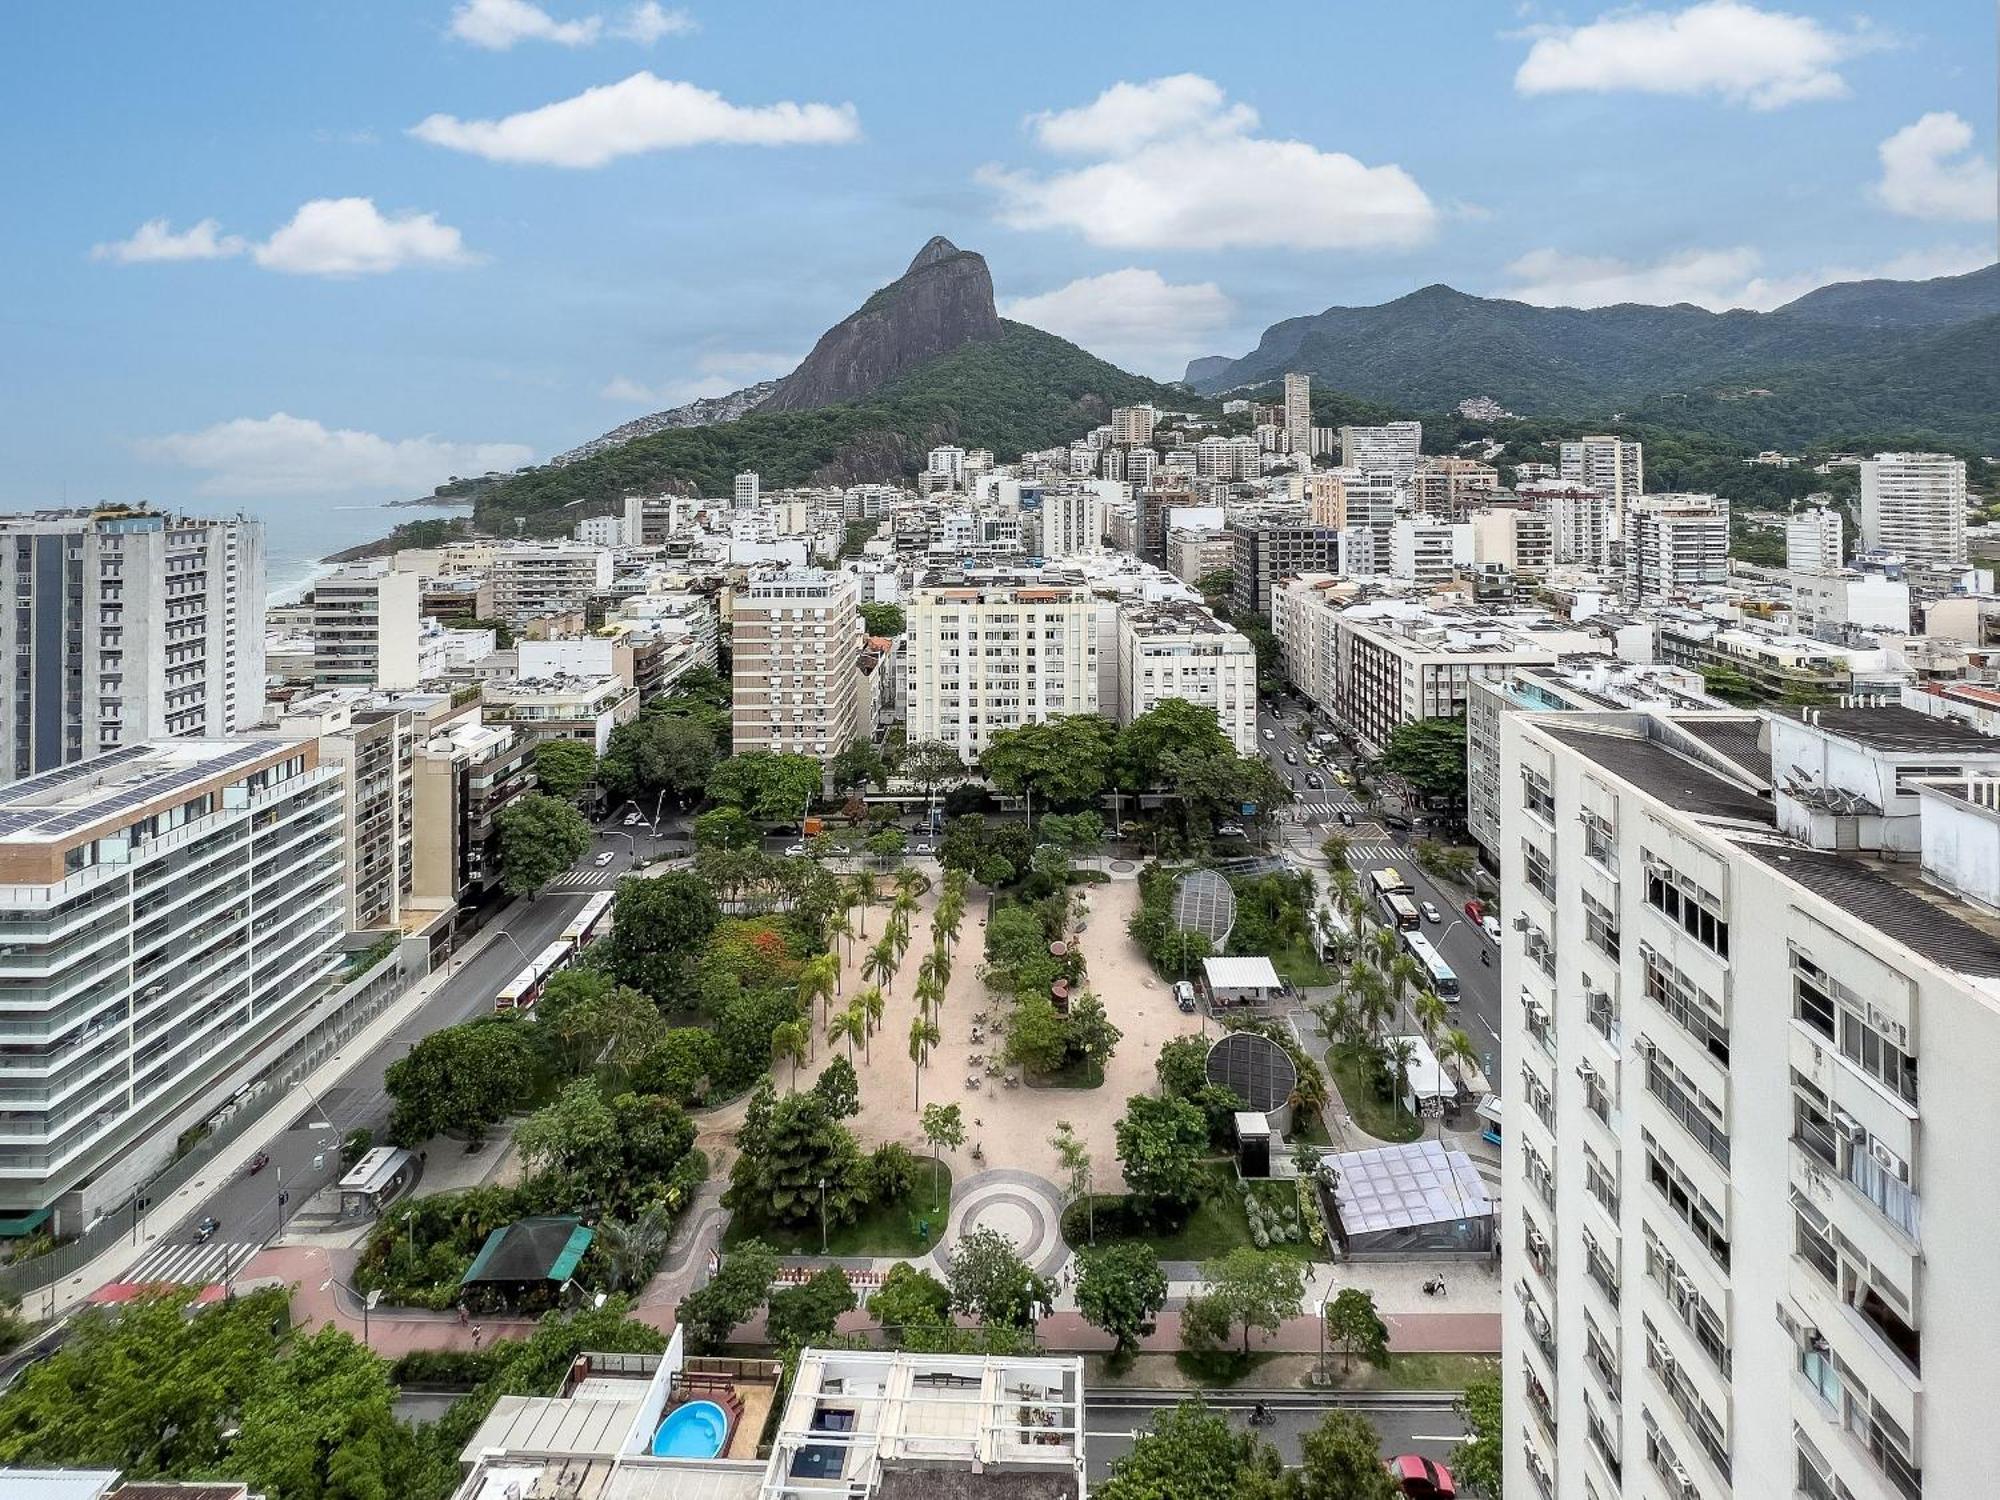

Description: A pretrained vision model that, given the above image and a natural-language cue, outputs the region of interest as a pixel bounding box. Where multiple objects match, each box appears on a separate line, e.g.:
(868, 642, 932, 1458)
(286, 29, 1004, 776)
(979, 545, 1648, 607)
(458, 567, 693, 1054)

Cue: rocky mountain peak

(907, 235, 964, 272)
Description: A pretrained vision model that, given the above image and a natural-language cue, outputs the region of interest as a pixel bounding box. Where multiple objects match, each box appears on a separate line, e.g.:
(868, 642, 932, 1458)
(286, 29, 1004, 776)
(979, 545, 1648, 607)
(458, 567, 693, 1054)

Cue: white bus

(560, 890, 615, 954)
(495, 940, 572, 1011)
(1401, 929, 1460, 1000)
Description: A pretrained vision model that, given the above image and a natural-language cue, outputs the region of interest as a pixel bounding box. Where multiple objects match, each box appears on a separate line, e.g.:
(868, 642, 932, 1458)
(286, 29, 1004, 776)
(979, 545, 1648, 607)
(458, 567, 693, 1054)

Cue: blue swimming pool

(654, 1399, 729, 1458)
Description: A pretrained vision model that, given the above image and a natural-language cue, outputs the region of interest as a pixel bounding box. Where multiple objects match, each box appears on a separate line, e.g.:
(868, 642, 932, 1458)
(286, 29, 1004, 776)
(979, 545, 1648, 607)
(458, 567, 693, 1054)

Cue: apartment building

(1471, 507, 1556, 575)
(1560, 435, 1645, 529)
(1414, 457, 1501, 519)
(1500, 702, 2000, 1500)
(1521, 482, 1613, 569)
(1283, 372, 1311, 454)
(1231, 523, 1343, 617)
(733, 471, 760, 509)
(1860, 453, 1968, 566)
(312, 563, 422, 690)
(483, 673, 638, 755)
(0, 509, 266, 784)
(1389, 519, 1474, 586)
(412, 712, 535, 904)
(1193, 434, 1262, 481)
(1110, 404, 1158, 446)
(279, 689, 417, 932)
(488, 543, 615, 625)
(1116, 601, 1257, 753)
(1625, 495, 1730, 605)
(927, 446, 968, 489)
(0, 738, 344, 1231)
(730, 569, 864, 760)
(904, 573, 1100, 760)
(1338, 421, 1422, 481)
(1788, 506, 1846, 574)
(1167, 528, 1237, 586)
(1039, 486, 1109, 560)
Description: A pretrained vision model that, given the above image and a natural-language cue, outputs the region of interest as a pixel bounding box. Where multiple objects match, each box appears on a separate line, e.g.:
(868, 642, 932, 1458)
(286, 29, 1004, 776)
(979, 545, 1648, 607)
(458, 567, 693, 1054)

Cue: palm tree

(909, 1014, 941, 1109)
(771, 1020, 809, 1092)
(823, 908, 855, 966)
(1413, 990, 1449, 1051)
(591, 1204, 675, 1292)
(894, 867, 925, 900)
(845, 873, 876, 937)
(918, 948, 951, 998)
(828, 1001, 867, 1063)
(1385, 954, 1425, 1027)
(913, 970, 943, 1018)
(863, 937, 898, 996)
(858, 986, 886, 1046)
(886, 910, 912, 959)
(1289, 1060, 1330, 1118)
(1438, 1026, 1479, 1088)
(1367, 926, 1400, 975)
(1383, 1036, 1419, 1120)
(798, 953, 839, 1027)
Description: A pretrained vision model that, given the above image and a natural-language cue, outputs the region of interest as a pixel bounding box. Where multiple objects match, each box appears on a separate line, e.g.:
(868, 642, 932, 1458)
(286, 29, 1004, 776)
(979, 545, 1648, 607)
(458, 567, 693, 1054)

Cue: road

(123, 828, 650, 1285)
(1083, 1389, 1464, 1481)
(1254, 702, 1503, 1081)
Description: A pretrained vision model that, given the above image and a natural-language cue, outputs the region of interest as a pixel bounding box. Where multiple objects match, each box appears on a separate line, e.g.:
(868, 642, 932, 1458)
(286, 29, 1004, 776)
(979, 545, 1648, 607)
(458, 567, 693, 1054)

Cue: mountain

(551, 381, 778, 466)
(759, 236, 1004, 413)
(1187, 264, 2000, 448)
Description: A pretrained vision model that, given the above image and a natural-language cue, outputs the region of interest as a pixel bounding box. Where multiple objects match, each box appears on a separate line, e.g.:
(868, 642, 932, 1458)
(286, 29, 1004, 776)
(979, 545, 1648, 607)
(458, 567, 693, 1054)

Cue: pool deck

(727, 1383, 775, 1460)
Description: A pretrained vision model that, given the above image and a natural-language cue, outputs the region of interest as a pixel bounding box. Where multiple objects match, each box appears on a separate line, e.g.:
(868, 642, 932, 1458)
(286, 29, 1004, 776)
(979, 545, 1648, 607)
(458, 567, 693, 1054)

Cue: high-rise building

(1231, 524, 1344, 617)
(1116, 601, 1257, 753)
(733, 471, 761, 509)
(1388, 519, 1474, 585)
(1500, 702, 2000, 1500)
(1786, 505, 1846, 574)
(1124, 447, 1158, 489)
(1039, 486, 1110, 560)
(729, 569, 863, 760)
(904, 573, 1100, 760)
(313, 563, 423, 690)
(1624, 494, 1730, 604)
(1520, 481, 1613, 569)
(279, 689, 418, 931)
(927, 446, 968, 489)
(1860, 452, 1967, 565)
(1338, 421, 1422, 481)
(1469, 506, 1556, 575)
(1560, 435, 1645, 530)
(1110, 404, 1158, 445)
(487, 543, 615, 624)
(1413, 457, 1501, 519)
(0, 738, 344, 1231)
(0, 508, 265, 784)
(1283, 372, 1312, 454)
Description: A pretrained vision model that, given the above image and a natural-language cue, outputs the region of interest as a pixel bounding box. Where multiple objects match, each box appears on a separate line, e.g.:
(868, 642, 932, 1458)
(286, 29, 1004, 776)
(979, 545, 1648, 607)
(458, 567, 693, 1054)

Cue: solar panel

(1204, 1030, 1297, 1112)
(1172, 868, 1236, 944)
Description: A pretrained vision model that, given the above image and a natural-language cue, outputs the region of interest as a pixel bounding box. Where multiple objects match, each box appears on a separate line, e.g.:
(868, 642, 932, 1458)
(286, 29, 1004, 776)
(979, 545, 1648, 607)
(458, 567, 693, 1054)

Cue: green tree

(1006, 993, 1071, 1075)
(983, 904, 1052, 993)
(947, 1226, 1052, 1328)
(899, 739, 968, 806)
(693, 805, 760, 851)
(919, 1102, 965, 1210)
(537, 969, 666, 1075)
(676, 1240, 778, 1352)
(385, 1018, 536, 1148)
(1116, 699, 1234, 792)
(865, 827, 909, 863)
(598, 872, 720, 1002)
(981, 715, 1118, 811)
(534, 738, 599, 801)
(515, 1079, 624, 1195)
(1183, 1249, 1307, 1358)
(1155, 1036, 1211, 1100)
(870, 1262, 953, 1339)
(1451, 1375, 1503, 1497)
(727, 1089, 865, 1228)
(766, 1267, 858, 1351)
(1037, 809, 1105, 859)
(1193, 568, 1237, 614)
(1093, 1400, 1285, 1500)
(631, 1027, 724, 1106)
(831, 736, 890, 794)
(1051, 1120, 1094, 1242)
(600, 715, 718, 806)
(1114, 1094, 1209, 1206)
(1065, 991, 1123, 1073)
(1324, 1287, 1390, 1372)
(1075, 1242, 1168, 1355)
(230, 1323, 412, 1500)
(497, 793, 593, 896)
(707, 751, 823, 826)
(814, 1053, 861, 1119)
(1375, 716, 1469, 809)
(1294, 1408, 1402, 1500)
(858, 601, 907, 637)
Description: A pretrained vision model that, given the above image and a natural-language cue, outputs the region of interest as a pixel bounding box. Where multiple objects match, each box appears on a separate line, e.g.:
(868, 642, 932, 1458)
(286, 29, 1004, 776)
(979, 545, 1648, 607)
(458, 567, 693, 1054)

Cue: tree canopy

(1374, 717, 1468, 808)
(981, 715, 1118, 810)
(707, 752, 823, 825)
(496, 793, 593, 896)
(599, 715, 719, 807)
(1075, 1241, 1168, 1354)
(1114, 1094, 1209, 1206)
(532, 739, 599, 801)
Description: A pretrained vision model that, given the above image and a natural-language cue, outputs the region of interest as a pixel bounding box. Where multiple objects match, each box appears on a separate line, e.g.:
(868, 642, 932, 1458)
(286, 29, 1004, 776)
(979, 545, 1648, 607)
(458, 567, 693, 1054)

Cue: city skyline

(2, 0, 1992, 518)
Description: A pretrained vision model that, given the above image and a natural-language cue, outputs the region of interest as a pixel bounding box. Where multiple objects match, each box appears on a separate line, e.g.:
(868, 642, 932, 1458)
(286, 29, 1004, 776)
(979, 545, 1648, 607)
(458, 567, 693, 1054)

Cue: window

(1523, 840, 1555, 902)
(1522, 767, 1554, 821)
(1644, 860, 1729, 957)
(1793, 953, 1836, 1039)
(1841, 1009, 1918, 1106)
(1642, 948, 1728, 1065)
(1645, 1129, 1729, 1268)
(1642, 1041, 1729, 1167)
(1582, 889, 1620, 959)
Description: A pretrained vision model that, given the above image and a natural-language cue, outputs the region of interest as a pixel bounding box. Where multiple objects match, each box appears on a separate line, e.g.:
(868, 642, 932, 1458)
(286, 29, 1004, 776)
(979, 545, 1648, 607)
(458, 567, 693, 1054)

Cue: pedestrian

(471, 1323, 483, 1346)
(457, 1303, 469, 1326)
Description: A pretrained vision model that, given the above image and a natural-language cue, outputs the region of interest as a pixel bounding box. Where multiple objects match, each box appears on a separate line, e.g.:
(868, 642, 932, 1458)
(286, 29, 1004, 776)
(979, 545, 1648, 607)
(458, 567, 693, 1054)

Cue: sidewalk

(50, 921, 520, 1320)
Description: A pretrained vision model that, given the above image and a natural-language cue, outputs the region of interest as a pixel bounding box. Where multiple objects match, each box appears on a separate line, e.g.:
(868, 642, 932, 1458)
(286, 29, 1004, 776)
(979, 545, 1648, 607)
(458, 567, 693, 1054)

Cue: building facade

(1859, 453, 1967, 566)
(729, 569, 864, 760)
(0, 509, 266, 784)
(1560, 435, 1645, 529)
(1414, 457, 1501, 519)
(904, 575, 1100, 760)
(1787, 506, 1846, 574)
(1624, 495, 1730, 605)
(1282, 372, 1312, 454)
(487, 543, 615, 624)
(1116, 602, 1257, 753)
(313, 563, 422, 690)
(1231, 524, 1343, 618)
(1338, 422, 1423, 481)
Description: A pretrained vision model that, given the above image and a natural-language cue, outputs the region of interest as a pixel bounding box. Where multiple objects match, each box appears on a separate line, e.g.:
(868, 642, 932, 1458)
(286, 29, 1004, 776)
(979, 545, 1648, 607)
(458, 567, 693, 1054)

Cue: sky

(2, 0, 1994, 518)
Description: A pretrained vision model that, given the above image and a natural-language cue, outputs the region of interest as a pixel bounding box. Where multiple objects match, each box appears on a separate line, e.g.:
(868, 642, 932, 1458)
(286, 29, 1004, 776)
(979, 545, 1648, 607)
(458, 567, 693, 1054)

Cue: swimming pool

(653, 1399, 729, 1458)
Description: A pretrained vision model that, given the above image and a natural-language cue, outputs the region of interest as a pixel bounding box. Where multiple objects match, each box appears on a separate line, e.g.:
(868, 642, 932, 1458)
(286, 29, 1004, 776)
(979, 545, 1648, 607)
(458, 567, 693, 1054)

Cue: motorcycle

(1479, 949, 1490, 966)
(1248, 1402, 1275, 1427)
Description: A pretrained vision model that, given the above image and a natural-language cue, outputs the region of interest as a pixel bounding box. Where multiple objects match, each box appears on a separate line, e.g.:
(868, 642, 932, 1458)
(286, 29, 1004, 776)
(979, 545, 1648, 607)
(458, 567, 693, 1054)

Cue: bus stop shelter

(338, 1146, 414, 1220)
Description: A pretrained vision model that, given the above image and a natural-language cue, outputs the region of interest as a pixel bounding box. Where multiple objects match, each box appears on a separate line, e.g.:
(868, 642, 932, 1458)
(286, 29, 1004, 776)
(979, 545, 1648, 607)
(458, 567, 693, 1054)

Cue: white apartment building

(1788, 506, 1846, 574)
(730, 569, 863, 760)
(1110, 404, 1158, 446)
(1116, 601, 1257, 753)
(1389, 519, 1474, 586)
(1167, 528, 1237, 586)
(904, 574, 1100, 760)
(313, 562, 422, 691)
(1624, 495, 1730, 605)
(279, 689, 417, 932)
(1500, 702, 2000, 1500)
(0, 509, 265, 784)
(1471, 507, 1556, 575)
(1338, 421, 1422, 482)
(1561, 435, 1645, 530)
(1124, 447, 1158, 489)
(927, 446, 968, 489)
(574, 513, 628, 547)
(1860, 453, 1968, 565)
(483, 673, 639, 756)
(488, 543, 615, 624)
(1283, 372, 1312, 454)
(1039, 487, 1109, 560)
(734, 471, 761, 509)
(1522, 482, 1613, 569)
(1414, 457, 1501, 519)
(0, 738, 344, 1231)
(1194, 434, 1261, 481)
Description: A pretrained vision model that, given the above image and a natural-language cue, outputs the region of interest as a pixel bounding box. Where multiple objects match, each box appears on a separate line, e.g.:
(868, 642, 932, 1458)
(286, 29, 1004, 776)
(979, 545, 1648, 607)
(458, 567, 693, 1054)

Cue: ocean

(232, 496, 472, 604)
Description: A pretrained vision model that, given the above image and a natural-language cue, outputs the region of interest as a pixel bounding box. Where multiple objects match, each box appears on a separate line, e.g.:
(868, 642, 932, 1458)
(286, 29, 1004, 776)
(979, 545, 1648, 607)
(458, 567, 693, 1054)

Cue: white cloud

(251, 197, 478, 276)
(90, 218, 247, 264)
(139, 413, 533, 497)
(1876, 112, 1997, 222)
(1000, 268, 1236, 376)
(411, 71, 860, 167)
(981, 75, 1434, 252)
(1514, 1, 1866, 109)
(450, 0, 601, 49)
(448, 0, 694, 49)
(1497, 243, 1992, 311)
(600, 349, 799, 406)
(1027, 74, 1256, 156)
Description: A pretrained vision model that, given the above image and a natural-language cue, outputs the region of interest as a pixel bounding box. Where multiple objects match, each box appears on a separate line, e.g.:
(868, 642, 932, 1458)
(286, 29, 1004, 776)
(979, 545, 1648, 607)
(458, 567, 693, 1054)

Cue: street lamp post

(818, 1176, 828, 1256)
(320, 1274, 383, 1346)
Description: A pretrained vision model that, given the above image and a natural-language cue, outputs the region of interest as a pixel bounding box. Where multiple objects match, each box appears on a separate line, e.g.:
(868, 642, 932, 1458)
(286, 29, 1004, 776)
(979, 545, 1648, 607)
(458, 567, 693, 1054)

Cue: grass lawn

(1326, 1043, 1423, 1144)
(1089, 1351, 1499, 1391)
(724, 1160, 953, 1255)
(1287, 1105, 1331, 1147)
(1265, 937, 1335, 988)
(1027, 1055, 1104, 1089)
(1066, 1161, 1321, 1261)
(1174, 1348, 1279, 1385)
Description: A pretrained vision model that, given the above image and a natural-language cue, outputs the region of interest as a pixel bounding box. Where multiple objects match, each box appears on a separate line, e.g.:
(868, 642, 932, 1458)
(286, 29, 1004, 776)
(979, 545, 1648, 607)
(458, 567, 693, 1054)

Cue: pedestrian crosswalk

(125, 1237, 258, 1288)
(1293, 800, 1366, 820)
(1342, 844, 1402, 862)
(548, 869, 616, 890)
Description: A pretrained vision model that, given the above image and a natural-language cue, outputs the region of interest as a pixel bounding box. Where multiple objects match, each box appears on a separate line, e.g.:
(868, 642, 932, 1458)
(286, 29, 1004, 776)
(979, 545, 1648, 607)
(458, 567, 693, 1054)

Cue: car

(784, 843, 808, 857)
(1383, 813, 1413, 833)
(1331, 768, 1350, 786)
(193, 1215, 221, 1244)
(912, 842, 934, 856)
(623, 813, 643, 826)
(1463, 898, 1485, 922)
(1304, 772, 1324, 789)
(1261, 727, 1276, 741)
(1421, 901, 1442, 924)
(1482, 915, 1502, 943)
(1387, 1455, 1456, 1498)
(1173, 980, 1198, 1012)
(593, 851, 616, 867)
(1283, 749, 1299, 766)
(1339, 810, 1355, 826)
(1216, 820, 1245, 838)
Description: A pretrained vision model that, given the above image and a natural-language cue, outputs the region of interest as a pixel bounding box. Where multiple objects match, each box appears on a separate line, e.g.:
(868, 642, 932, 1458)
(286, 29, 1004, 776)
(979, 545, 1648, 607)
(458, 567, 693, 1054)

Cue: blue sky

(2, 0, 1993, 514)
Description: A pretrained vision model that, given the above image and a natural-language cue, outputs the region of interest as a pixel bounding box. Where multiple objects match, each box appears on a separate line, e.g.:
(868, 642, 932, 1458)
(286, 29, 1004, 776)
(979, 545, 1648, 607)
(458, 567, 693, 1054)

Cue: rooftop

(1741, 839, 2000, 979)
(0, 739, 287, 843)
(1773, 703, 2000, 753)
(1544, 721, 1775, 826)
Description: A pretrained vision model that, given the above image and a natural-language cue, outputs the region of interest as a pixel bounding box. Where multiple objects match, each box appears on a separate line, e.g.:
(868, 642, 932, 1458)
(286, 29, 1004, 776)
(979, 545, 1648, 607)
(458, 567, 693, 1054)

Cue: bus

(495, 940, 572, 1011)
(1383, 892, 1422, 932)
(1369, 865, 1413, 912)
(1401, 929, 1460, 1000)
(560, 891, 615, 954)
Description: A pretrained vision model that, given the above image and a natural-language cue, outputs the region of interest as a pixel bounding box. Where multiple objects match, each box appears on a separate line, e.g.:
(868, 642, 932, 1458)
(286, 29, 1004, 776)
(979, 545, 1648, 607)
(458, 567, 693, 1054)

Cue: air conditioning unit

(1513, 914, 1530, 933)
(1868, 1138, 1909, 1181)
(1671, 1269, 1697, 1300)
(1576, 1062, 1597, 1082)
(1832, 1109, 1866, 1143)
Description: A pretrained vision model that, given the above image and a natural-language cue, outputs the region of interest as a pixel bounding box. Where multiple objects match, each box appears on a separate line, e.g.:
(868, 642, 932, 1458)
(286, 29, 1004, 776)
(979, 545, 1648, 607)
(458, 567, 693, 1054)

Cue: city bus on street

(1401, 929, 1460, 999)
(1369, 865, 1413, 909)
(560, 890, 615, 954)
(495, 940, 572, 1011)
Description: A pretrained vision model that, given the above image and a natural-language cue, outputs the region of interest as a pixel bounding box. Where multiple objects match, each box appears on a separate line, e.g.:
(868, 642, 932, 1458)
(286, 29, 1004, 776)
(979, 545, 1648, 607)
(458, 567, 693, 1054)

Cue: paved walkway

(937, 1168, 1068, 1276)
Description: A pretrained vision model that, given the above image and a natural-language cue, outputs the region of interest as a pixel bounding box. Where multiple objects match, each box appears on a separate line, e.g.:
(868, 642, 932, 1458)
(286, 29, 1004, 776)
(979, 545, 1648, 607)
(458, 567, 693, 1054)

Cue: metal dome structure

(1204, 1030, 1298, 1115)
(1172, 867, 1237, 946)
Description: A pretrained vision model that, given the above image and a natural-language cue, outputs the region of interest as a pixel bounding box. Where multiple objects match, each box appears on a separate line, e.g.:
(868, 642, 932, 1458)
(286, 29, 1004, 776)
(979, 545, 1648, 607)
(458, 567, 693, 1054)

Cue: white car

(1216, 820, 1246, 838)
(1482, 915, 1502, 943)
(593, 851, 616, 867)
(623, 813, 643, 826)
(1422, 902, 1441, 924)
(1261, 727, 1276, 741)
(784, 843, 808, 857)
(912, 842, 934, 856)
